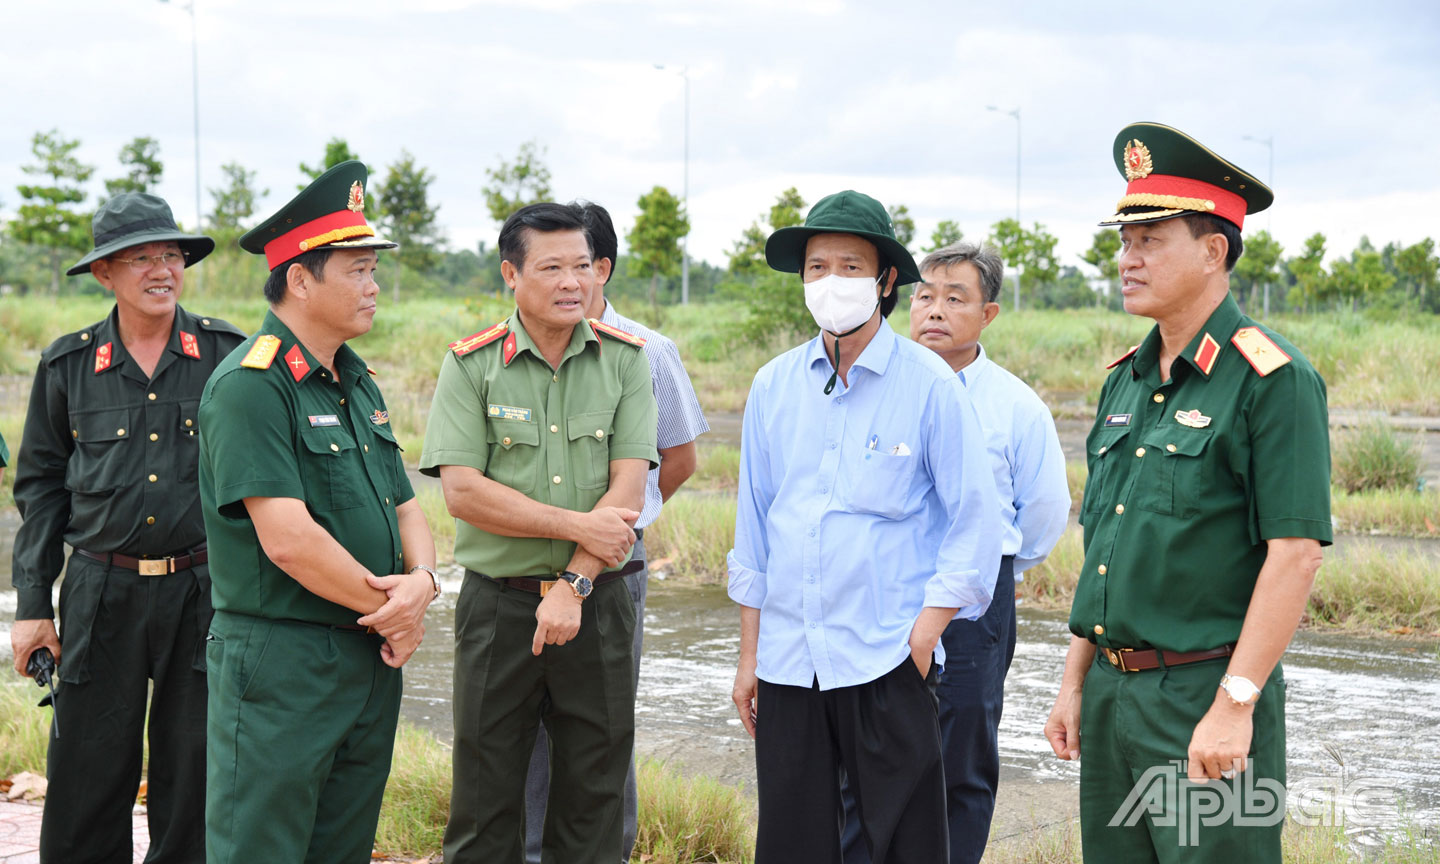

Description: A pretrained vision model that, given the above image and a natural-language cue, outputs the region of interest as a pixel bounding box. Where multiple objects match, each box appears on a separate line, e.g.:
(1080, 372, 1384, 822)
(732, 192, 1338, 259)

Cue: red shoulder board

(589, 319, 646, 348)
(1105, 344, 1139, 369)
(367, 366, 377, 376)
(449, 322, 509, 356)
(1231, 327, 1291, 377)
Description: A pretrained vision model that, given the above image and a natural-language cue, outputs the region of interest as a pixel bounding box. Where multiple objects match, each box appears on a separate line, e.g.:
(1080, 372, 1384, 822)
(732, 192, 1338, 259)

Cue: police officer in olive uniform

(421, 202, 658, 864)
(1043, 123, 1332, 863)
(198, 161, 438, 863)
(9, 193, 245, 864)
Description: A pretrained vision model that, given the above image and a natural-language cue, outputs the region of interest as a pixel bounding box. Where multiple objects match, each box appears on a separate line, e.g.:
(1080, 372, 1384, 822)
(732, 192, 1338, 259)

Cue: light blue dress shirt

(956, 344, 1071, 579)
(727, 323, 1004, 691)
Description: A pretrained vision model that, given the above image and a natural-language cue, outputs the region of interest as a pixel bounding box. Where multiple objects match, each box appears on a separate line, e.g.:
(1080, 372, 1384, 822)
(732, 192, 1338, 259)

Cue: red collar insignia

(284, 344, 311, 382)
(180, 330, 201, 360)
(502, 331, 518, 366)
(94, 342, 114, 374)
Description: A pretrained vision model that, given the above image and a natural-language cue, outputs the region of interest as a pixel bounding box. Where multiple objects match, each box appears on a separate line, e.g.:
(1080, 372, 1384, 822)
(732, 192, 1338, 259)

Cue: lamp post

(1243, 134, 1275, 315)
(987, 105, 1021, 309)
(654, 64, 690, 304)
(161, 0, 202, 293)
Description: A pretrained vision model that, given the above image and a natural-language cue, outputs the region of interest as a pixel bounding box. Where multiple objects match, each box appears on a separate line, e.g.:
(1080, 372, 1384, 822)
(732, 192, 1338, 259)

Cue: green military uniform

(1, 431, 8, 467)
(1070, 124, 1333, 863)
(421, 310, 657, 864)
(198, 161, 410, 864)
(12, 304, 245, 863)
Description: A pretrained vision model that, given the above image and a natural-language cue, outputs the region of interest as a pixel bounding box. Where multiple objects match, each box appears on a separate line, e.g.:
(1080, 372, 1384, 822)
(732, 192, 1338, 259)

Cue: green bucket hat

(67, 193, 215, 276)
(765, 190, 921, 285)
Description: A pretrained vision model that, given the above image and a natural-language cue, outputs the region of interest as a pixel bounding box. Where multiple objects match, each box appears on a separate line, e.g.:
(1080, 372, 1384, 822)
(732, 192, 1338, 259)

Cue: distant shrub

(1332, 420, 1422, 493)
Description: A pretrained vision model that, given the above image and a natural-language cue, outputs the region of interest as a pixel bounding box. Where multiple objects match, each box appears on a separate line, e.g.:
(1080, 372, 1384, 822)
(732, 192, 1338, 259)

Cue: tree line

(4, 129, 1436, 322)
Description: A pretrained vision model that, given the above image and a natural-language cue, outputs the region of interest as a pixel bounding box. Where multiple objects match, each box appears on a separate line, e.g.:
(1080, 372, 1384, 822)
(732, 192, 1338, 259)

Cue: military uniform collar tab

(165, 306, 202, 360)
(1128, 327, 1165, 379)
(1180, 295, 1243, 379)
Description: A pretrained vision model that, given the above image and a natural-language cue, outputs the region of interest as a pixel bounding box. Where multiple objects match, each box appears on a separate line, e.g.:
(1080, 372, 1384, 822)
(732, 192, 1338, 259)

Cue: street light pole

(1243, 134, 1275, 315)
(988, 105, 1022, 309)
(162, 0, 202, 293)
(654, 64, 690, 304)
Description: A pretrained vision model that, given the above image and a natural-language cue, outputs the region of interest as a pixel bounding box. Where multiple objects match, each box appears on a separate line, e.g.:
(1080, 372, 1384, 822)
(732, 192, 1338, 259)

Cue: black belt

(473, 557, 644, 595)
(76, 546, 207, 575)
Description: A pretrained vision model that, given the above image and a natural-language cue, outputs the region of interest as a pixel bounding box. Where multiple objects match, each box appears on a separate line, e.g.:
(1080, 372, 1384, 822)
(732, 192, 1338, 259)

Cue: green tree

(10, 129, 95, 292)
(1394, 238, 1438, 309)
(482, 141, 552, 226)
(1232, 229, 1284, 315)
(988, 219, 1059, 306)
(1330, 241, 1395, 310)
(626, 186, 689, 306)
(888, 203, 915, 251)
(208, 162, 266, 236)
(1285, 233, 1328, 311)
(1081, 229, 1121, 305)
(104, 136, 163, 200)
(728, 187, 807, 276)
(925, 219, 963, 252)
(377, 150, 444, 301)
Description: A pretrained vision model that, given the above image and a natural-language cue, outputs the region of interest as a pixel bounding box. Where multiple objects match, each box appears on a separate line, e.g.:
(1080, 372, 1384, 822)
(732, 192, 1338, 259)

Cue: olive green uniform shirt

(11, 305, 246, 619)
(198, 310, 413, 628)
(420, 312, 658, 578)
(1070, 295, 1333, 653)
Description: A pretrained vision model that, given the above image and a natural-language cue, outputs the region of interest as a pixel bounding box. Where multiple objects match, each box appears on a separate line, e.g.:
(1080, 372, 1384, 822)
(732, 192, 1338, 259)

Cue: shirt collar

(956, 344, 990, 388)
(1129, 293, 1245, 381)
(807, 320, 897, 378)
(258, 309, 368, 390)
(508, 309, 599, 367)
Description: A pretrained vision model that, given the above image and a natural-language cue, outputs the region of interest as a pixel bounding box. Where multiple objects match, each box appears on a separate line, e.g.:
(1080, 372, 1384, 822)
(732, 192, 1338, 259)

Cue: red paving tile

(0, 800, 148, 863)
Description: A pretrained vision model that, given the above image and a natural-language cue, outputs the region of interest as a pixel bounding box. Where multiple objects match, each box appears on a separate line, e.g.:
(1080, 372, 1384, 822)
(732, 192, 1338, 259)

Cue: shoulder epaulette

(1105, 344, 1139, 369)
(195, 315, 247, 338)
(589, 318, 646, 348)
(450, 321, 508, 356)
(41, 327, 101, 362)
(367, 366, 378, 376)
(240, 334, 282, 370)
(1231, 326, 1291, 377)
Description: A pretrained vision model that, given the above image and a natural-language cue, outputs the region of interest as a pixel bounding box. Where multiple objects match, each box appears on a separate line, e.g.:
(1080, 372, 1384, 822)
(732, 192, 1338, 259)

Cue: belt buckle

(1104, 647, 1136, 672)
(137, 558, 172, 576)
(538, 580, 557, 597)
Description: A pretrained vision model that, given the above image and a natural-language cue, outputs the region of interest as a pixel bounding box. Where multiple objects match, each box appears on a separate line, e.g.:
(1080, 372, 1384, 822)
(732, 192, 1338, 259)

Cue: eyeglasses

(111, 251, 186, 272)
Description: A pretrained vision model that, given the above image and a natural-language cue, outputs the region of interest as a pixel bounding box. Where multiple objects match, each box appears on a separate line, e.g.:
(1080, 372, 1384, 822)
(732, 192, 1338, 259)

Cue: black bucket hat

(764, 190, 921, 285)
(67, 193, 215, 276)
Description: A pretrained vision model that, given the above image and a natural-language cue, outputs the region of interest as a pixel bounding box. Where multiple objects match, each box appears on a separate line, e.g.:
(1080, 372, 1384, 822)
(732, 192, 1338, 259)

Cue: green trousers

(1079, 653, 1287, 863)
(445, 574, 636, 864)
(205, 612, 401, 864)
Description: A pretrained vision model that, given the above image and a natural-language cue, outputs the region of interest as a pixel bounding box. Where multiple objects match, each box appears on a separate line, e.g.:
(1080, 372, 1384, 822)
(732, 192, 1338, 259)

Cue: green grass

(1332, 487, 1440, 537)
(1332, 420, 1425, 494)
(692, 444, 741, 492)
(0, 684, 51, 779)
(633, 758, 756, 864)
(414, 484, 457, 564)
(643, 494, 736, 584)
(373, 722, 452, 858)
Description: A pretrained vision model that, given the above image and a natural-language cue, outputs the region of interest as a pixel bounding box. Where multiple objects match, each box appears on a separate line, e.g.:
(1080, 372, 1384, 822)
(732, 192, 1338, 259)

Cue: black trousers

(755, 658, 947, 864)
(41, 553, 210, 864)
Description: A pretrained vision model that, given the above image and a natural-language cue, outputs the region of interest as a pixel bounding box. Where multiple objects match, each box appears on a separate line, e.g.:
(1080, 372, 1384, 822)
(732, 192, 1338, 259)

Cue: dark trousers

(756, 658, 947, 864)
(524, 535, 648, 864)
(41, 553, 210, 864)
(445, 572, 636, 864)
(841, 557, 1017, 864)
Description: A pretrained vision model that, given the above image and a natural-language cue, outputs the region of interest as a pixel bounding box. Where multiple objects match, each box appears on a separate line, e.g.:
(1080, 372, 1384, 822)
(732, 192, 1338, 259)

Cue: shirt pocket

(567, 409, 616, 490)
(299, 427, 362, 511)
(845, 449, 919, 520)
(65, 407, 134, 495)
(1134, 426, 1213, 517)
(368, 421, 404, 498)
(486, 418, 540, 494)
(177, 398, 201, 483)
(1080, 426, 1132, 519)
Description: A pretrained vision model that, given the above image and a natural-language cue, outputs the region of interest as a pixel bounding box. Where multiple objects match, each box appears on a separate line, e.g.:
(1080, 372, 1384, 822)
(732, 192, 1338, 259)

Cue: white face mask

(804, 273, 881, 335)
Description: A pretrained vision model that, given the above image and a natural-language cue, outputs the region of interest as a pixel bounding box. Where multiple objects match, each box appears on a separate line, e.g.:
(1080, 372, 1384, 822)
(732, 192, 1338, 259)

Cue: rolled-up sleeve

(727, 374, 773, 610)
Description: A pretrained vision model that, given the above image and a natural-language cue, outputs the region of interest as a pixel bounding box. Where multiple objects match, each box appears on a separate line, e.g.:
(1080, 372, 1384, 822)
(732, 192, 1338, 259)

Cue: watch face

(574, 576, 594, 597)
(1225, 677, 1260, 704)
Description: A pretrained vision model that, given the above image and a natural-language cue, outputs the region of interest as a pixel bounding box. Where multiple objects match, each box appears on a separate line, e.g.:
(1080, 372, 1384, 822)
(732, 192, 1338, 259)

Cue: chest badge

(1175, 409, 1212, 429)
(487, 404, 533, 422)
(1104, 413, 1132, 427)
(370, 409, 389, 425)
(309, 415, 341, 427)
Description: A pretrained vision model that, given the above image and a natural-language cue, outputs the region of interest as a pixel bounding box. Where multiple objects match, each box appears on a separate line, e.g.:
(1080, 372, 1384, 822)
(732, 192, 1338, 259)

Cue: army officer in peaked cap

(1044, 123, 1331, 863)
(198, 160, 438, 863)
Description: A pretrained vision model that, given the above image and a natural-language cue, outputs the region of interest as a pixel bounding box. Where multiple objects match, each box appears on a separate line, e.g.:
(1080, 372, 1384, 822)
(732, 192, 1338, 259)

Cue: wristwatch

(1219, 674, 1261, 707)
(410, 564, 441, 600)
(558, 570, 594, 601)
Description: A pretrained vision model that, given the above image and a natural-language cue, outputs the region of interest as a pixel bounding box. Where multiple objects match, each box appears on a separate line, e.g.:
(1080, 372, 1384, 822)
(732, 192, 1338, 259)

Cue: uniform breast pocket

(65, 407, 135, 495)
(1134, 427, 1213, 517)
(177, 399, 201, 483)
(300, 429, 362, 511)
(845, 450, 918, 520)
(368, 422, 403, 496)
(567, 409, 616, 490)
(1080, 426, 1132, 518)
(486, 419, 539, 494)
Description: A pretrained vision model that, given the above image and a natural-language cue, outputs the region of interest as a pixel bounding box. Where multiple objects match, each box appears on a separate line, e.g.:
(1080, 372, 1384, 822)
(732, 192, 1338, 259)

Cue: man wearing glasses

(10, 192, 246, 863)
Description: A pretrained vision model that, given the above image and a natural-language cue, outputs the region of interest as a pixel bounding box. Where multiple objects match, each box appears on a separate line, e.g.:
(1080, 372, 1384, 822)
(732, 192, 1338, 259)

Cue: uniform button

(819, 486, 828, 494)
(808, 528, 816, 537)
(1098, 446, 1108, 455)
(502, 437, 511, 446)
(552, 475, 562, 484)
(1153, 393, 1165, 403)
(202, 318, 211, 325)
(148, 392, 157, 401)
(80, 332, 90, 341)
(552, 374, 558, 382)
(149, 433, 159, 442)
(1115, 504, 1125, 515)
(550, 424, 558, 433)
(340, 398, 346, 406)
(1098, 564, 1107, 575)
(72, 430, 78, 439)
(363, 444, 369, 453)
(385, 498, 390, 505)
(829, 442, 837, 449)
(146, 516, 156, 525)
(836, 397, 845, 404)
(117, 428, 126, 436)
(809, 622, 817, 630)
(1167, 444, 1177, 453)
(1135, 447, 1146, 458)
(185, 419, 193, 428)
(330, 443, 340, 452)
(595, 429, 605, 439)
(148, 474, 157, 482)
(1094, 624, 1105, 635)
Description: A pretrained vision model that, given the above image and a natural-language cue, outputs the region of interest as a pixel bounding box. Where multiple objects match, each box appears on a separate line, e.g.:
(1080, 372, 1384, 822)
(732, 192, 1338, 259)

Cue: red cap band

(1120, 174, 1248, 229)
(263, 210, 373, 269)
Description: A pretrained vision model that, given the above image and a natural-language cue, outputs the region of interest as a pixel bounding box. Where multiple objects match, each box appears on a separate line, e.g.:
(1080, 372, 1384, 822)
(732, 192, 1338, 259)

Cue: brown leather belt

(1100, 643, 1234, 673)
(475, 558, 643, 596)
(76, 547, 208, 576)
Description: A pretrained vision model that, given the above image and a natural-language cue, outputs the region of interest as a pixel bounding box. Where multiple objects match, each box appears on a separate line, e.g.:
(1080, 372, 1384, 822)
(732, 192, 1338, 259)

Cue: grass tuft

(0, 684, 51, 779)
(1332, 420, 1424, 493)
(632, 759, 756, 864)
(644, 494, 736, 584)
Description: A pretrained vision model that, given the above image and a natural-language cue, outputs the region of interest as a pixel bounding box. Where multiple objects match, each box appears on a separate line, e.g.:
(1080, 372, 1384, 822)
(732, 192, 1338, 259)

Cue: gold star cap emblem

(347, 181, 365, 213)
(1124, 139, 1154, 180)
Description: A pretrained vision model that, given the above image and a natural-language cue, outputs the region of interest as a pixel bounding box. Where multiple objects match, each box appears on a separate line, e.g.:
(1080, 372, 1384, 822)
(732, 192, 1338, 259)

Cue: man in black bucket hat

(728, 190, 1002, 862)
(10, 192, 245, 864)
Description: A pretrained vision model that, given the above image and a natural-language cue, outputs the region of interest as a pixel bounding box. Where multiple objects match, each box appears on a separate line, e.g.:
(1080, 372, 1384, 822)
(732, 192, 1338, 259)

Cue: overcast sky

(3, 0, 1437, 276)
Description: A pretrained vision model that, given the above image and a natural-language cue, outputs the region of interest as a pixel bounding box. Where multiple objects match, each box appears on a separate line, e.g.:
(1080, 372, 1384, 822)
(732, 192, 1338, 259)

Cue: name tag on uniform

(308, 414, 341, 427)
(487, 404, 532, 422)
(1104, 414, 1132, 427)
